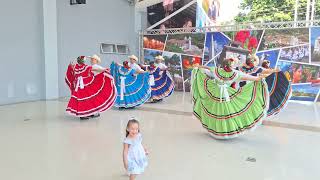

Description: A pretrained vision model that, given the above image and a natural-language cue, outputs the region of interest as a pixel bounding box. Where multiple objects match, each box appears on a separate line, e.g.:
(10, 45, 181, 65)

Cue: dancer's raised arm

(193, 63, 211, 70)
(241, 74, 269, 81)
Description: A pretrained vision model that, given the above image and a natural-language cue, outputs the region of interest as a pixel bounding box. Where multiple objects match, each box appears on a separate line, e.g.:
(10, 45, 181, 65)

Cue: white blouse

(129, 63, 143, 71)
(91, 64, 105, 75)
(156, 63, 167, 69)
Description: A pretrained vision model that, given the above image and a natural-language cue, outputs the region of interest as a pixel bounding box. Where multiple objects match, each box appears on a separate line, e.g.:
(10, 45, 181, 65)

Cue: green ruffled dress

(192, 67, 270, 139)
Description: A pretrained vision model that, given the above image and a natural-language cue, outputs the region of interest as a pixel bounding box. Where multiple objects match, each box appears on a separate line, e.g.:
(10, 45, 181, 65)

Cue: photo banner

(147, 0, 195, 29)
(142, 26, 320, 102)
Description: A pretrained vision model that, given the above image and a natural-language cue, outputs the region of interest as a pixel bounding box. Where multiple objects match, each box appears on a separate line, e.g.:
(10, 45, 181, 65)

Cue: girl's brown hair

(126, 119, 140, 137)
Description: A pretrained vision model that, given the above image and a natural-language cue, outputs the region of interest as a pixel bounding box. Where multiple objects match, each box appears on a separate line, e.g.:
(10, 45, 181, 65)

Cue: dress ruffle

(192, 68, 270, 139)
(110, 62, 151, 108)
(66, 64, 116, 117)
(147, 66, 174, 100)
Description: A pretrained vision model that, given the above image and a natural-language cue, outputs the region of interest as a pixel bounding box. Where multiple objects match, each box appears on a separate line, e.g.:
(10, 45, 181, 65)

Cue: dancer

(128, 55, 145, 73)
(192, 58, 270, 139)
(123, 118, 148, 180)
(236, 56, 278, 87)
(237, 57, 292, 117)
(90, 54, 108, 75)
(110, 59, 151, 109)
(65, 56, 116, 120)
(146, 55, 174, 102)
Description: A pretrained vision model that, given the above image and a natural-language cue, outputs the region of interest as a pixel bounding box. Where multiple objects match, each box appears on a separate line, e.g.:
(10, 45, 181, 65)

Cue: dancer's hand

(193, 63, 200, 68)
(274, 68, 280, 72)
(258, 74, 268, 80)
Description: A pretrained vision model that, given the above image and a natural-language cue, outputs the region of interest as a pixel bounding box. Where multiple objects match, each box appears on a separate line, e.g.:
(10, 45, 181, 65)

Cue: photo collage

(143, 33, 205, 92)
(258, 27, 320, 102)
(143, 27, 320, 102)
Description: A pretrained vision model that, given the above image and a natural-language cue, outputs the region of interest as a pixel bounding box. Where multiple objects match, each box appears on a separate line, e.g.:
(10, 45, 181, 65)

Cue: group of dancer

(192, 55, 292, 139)
(65, 54, 175, 120)
(65, 52, 292, 180)
(65, 53, 291, 137)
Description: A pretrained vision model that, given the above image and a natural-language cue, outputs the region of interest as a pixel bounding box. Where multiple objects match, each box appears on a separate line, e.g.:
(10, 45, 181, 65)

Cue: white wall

(0, 0, 45, 105)
(57, 0, 137, 97)
(0, 0, 138, 104)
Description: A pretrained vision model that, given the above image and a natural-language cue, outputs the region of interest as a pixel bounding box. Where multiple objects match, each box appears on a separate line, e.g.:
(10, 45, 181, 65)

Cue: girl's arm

(143, 145, 149, 155)
(123, 143, 129, 170)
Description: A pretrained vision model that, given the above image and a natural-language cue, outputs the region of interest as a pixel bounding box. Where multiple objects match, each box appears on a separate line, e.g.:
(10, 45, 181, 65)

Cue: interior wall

(57, 0, 137, 97)
(0, 0, 45, 105)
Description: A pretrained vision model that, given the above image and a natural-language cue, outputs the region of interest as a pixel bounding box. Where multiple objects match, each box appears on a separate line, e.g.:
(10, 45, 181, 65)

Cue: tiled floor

(1, 92, 320, 180)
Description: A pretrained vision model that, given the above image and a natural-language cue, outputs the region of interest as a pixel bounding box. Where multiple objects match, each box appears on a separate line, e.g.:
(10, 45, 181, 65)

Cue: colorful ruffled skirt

(110, 62, 151, 108)
(192, 68, 270, 139)
(148, 67, 174, 100)
(66, 71, 117, 117)
(265, 72, 292, 117)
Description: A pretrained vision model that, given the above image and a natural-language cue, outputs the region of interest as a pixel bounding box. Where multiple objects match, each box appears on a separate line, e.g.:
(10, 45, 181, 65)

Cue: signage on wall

(70, 0, 86, 5)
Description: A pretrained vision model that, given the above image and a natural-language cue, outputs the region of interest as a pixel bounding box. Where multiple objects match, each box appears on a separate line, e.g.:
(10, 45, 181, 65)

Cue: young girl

(123, 118, 148, 180)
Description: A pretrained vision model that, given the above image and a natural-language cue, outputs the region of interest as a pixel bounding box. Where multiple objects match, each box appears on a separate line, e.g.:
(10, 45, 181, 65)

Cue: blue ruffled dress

(110, 62, 151, 108)
(147, 66, 174, 101)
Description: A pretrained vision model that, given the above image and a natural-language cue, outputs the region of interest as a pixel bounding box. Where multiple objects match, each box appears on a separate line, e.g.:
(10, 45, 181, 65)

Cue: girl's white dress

(124, 133, 148, 174)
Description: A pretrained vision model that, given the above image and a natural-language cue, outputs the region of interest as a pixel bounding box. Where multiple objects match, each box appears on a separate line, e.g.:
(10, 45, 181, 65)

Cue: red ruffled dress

(65, 63, 117, 117)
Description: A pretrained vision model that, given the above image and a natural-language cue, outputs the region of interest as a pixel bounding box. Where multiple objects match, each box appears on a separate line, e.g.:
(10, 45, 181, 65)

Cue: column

(43, 0, 59, 99)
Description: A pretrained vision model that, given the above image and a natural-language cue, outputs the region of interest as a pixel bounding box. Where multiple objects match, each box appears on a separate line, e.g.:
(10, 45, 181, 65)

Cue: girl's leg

(129, 174, 136, 180)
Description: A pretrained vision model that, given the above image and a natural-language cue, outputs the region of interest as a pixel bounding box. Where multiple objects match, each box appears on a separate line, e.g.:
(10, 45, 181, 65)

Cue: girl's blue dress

(110, 62, 151, 108)
(124, 133, 148, 175)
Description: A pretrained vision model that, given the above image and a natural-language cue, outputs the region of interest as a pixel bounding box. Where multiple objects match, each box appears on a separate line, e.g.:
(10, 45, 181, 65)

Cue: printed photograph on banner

(226, 51, 246, 64)
(223, 31, 235, 40)
(279, 45, 309, 63)
(162, 51, 184, 91)
(310, 27, 320, 64)
(290, 84, 319, 102)
(291, 63, 320, 84)
(158, 3, 197, 30)
(205, 58, 216, 67)
(220, 30, 262, 53)
(317, 92, 320, 102)
(216, 46, 250, 67)
(256, 50, 280, 68)
(165, 33, 205, 56)
(203, 32, 230, 65)
(147, 1, 195, 29)
(181, 55, 202, 92)
(233, 30, 263, 53)
(196, 0, 241, 27)
(258, 28, 309, 51)
(143, 49, 162, 64)
(277, 61, 293, 81)
(143, 35, 167, 51)
(277, 61, 320, 84)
